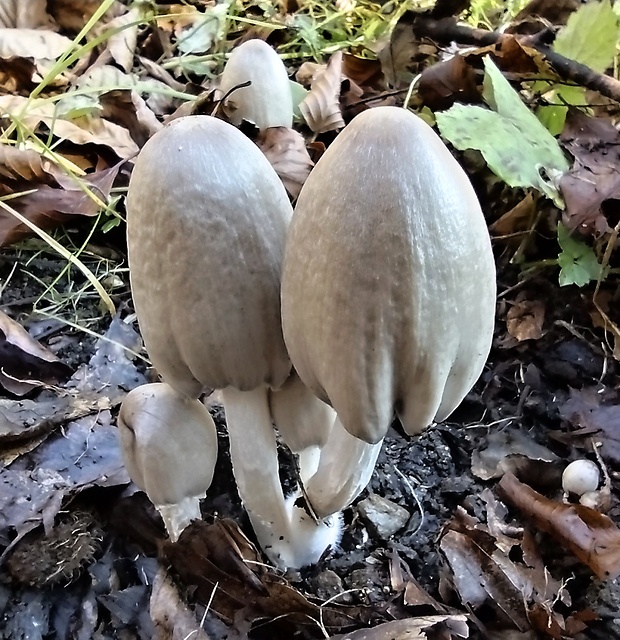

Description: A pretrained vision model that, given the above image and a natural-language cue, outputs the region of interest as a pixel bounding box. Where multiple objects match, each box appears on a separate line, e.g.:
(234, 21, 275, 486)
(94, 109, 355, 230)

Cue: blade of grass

(0, 199, 116, 315)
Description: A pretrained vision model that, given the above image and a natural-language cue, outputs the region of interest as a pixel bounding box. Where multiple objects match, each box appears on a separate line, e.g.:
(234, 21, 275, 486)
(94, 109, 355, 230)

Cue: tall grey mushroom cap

(219, 39, 293, 130)
(126, 115, 341, 569)
(281, 106, 496, 445)
(127, 115, 292, 398)
(118, 382, 218, 541)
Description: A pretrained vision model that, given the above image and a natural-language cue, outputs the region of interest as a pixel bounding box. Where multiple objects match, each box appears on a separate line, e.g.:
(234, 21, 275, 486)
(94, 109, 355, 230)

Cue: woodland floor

(1, 244, 620, 640)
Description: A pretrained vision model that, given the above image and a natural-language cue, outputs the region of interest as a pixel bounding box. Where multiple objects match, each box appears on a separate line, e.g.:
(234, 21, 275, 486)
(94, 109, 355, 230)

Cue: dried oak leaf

(299, 51, 345, 133)
(559, 110, 620, 236)
(498, 471, 620, 580)
(0, 309, 71, 395)
(255, 127, 313, 198)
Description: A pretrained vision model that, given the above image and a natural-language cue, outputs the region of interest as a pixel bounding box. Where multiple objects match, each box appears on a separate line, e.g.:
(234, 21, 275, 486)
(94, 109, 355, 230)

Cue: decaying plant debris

(2, 0, 620, 638)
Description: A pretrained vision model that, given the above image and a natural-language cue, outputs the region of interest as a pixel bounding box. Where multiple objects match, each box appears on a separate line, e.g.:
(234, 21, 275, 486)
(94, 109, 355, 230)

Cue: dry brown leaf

(558, 386, 620, 467)
(0, 145, 53, 183)
(299, 51, 345, 133)
(489, 193, 536, 237)
(0, 95, 139, 159)
(498, 471, 620, 580)
(506, 297, 545, 341)
(102, 6, 142, 72)
(471, 428, 559, 481)
(417, 55, 480, 111)
(328, 616, 470, 639)
(150, 568, 210, 640)
(342, 53, 385, 92)
(47, 0, 121, 33)
(295, 61, 325, 86)
(0, 28, 72, 61)
(440, 499, 575, 637)
(375, 22, 418, 87)
(0, 149, 122, 246)
(164, 519, 376, 633)
(559, 111, 620, 236)
(0, 0, 52, 29)
(255, 127, 313, 198)
(0, 309, 71, 395)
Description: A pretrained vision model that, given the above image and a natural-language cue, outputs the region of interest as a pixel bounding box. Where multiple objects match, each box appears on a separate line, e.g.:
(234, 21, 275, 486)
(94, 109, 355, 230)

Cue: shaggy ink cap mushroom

(219, 39, 293, 130)
(118, 383, 218, 542)
(125, 115, 340, 569)
(281, 106, 497, 446)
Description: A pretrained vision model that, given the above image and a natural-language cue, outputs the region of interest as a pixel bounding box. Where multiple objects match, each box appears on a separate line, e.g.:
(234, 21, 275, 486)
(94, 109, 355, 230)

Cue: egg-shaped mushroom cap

(127, 116, 293, 397)
(118, 383, 218, 506)
(219, 39, 293, 130)
(282, 106, 496, 444)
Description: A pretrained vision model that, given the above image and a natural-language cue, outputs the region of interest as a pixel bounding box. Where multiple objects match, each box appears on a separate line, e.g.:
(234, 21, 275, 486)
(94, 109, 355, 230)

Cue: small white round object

(562, 459, 600, 496)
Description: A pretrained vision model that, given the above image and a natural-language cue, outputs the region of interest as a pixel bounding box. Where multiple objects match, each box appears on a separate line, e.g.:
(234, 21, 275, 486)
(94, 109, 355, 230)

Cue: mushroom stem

(158, 497, 203, 543)
(221, 384, 342, 569)
(304, 417, 383, 520)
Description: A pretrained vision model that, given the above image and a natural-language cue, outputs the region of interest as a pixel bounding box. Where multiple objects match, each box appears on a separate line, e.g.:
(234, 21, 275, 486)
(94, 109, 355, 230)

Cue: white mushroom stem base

(221, 385, 342, 569)
(157, 496, 204, 543)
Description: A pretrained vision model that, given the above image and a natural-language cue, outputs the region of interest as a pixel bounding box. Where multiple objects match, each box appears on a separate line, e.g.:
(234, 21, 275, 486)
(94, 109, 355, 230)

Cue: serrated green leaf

(556, 222, 604, 287)
(436, 56, 569, 206)
(554, 0, 620, 73)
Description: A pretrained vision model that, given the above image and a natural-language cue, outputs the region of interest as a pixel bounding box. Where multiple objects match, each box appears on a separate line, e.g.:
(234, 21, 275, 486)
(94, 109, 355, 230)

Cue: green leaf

(556, 222, 604, 287)
(290, 80, 309, 119)
(553, 0, 620, 73)
(436, 56, 569, 206)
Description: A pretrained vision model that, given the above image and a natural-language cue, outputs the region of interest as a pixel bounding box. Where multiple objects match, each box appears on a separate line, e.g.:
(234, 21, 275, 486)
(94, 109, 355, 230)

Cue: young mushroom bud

(118, 383, 218, 541)
(282, 106, 497, 445)
(219, 39, 293, 130)
(562, 459, 600, 497)
(126, 115, 339, 569)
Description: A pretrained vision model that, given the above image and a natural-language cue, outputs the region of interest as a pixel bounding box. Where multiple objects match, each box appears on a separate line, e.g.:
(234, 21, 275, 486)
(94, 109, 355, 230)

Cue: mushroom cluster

(118, 41, 496, 570)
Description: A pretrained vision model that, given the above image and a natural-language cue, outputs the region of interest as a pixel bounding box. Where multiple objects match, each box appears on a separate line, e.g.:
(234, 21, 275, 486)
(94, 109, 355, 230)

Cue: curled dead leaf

(255, 127, 313, 198)
(498, 471, 620, 580)
(299, 51, 345, 133)
(0, 309, 71, 395)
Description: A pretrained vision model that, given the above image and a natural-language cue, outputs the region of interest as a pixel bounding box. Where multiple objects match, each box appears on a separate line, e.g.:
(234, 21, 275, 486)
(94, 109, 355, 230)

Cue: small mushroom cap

(127, 115, 293, 396)
(219, 39, 293, 130)
(282, 106, 496, 444)
(562, 459, 600, 496)
(269, 370, 335, 453)
(117, 382, 218, 507)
